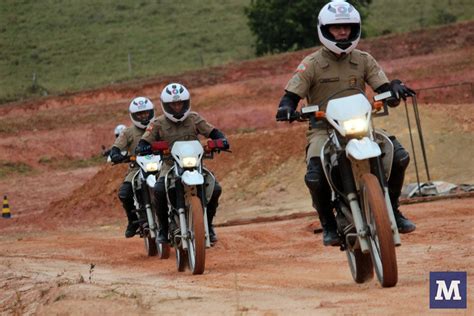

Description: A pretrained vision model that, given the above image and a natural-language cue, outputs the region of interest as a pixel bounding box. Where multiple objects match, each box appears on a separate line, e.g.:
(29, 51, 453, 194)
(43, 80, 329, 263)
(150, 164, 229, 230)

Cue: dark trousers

(118, 181, 137, 223)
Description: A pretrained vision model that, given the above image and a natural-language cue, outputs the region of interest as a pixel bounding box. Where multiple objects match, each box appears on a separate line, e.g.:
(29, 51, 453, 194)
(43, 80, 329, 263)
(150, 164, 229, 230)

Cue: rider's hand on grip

(276, 105, 296, 122)
(135, 139, 152, 155)
(207, 138, 230, 151)
(390, 79, 416, 101)
(109, 146, 125, 163)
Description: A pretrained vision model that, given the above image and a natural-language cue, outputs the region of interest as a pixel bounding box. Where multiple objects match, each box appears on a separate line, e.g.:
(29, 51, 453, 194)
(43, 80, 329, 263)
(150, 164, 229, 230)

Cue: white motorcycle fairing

(171, 140, 204, 169)
(346, 137, 382, 160)
(326, 94, 372, 137)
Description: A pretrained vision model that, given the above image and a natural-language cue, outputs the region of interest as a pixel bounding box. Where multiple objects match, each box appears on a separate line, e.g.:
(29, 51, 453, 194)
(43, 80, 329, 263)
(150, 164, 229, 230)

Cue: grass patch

(364, 0, 474, 36)
(0, 161, 33, 178)
(38, 154, 105, 170)
(0, 0, 254, 102)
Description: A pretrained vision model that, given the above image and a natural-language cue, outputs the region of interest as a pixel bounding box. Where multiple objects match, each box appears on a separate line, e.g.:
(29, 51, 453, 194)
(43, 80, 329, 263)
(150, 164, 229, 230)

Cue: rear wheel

(187, 196, 206, 275)
(360, 173, 398, 287)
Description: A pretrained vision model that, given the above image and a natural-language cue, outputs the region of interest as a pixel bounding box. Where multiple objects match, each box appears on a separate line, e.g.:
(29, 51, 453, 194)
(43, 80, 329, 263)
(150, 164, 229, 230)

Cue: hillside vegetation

(1, 0, 473, 103)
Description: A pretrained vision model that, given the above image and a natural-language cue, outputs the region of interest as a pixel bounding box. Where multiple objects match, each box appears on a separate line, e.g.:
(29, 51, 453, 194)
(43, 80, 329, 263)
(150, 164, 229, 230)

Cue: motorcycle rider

(135, 83, 229, 245)
(109, 97, 155, 238)
(276, 0, 416, 246)
(102, 124, 127, 157)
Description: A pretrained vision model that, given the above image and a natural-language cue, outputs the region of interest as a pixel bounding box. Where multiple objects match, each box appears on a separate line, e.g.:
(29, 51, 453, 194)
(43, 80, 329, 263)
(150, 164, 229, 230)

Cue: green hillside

(1, 0, 473, 104)
(364, 0, 474, 36)
(0, 0, 254, 102)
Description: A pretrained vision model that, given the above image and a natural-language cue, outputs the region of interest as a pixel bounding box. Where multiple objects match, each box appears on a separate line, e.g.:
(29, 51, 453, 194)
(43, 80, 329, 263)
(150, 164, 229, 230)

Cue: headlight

(145, 162, 159, 172)
(342, 117, 368, 135)
(182, 157, 197, 168)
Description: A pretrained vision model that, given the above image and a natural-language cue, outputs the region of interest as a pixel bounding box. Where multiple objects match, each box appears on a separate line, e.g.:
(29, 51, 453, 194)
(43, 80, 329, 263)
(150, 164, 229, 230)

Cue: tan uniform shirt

(141, 112, 215, 177)
(285, 47, 389, 160)
(113, 125, 145, 182)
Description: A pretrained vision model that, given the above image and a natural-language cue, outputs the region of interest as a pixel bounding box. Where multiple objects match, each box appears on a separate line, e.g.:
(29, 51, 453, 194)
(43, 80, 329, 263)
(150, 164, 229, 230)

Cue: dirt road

(1, 197, 472, 315)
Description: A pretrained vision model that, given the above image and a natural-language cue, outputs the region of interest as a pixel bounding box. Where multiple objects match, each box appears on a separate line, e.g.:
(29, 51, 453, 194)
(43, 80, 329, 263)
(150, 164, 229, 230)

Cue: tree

(245, 0, 371, 56)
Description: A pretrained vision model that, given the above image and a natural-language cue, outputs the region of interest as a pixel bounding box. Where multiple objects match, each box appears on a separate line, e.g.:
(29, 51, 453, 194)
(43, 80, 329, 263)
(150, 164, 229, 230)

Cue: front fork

(140, 183, 157, 238)
(370, 157, 401, 246)
(175, 180, 211, 250)
(337, 154, 371, 253)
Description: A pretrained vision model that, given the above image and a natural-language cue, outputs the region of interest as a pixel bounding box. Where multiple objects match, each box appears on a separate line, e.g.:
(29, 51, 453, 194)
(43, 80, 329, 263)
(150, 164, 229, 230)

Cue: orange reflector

(316, 111, 326, 119)
(373, 101, 383, 111)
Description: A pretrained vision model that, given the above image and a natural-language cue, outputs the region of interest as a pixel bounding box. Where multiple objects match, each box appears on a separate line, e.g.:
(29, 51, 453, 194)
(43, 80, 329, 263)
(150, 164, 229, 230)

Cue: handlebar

(277, 91, 411, 123)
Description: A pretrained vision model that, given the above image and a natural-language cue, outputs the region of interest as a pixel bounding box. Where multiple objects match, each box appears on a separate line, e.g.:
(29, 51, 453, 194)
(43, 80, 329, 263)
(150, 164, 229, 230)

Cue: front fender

(181, 170, 204, 185)
(346, 137, 381, 160)
(146, 174, 157, 188)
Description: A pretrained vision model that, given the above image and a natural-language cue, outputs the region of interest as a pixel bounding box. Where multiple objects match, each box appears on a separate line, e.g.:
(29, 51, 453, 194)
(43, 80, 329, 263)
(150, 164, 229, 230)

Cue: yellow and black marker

(2, 195, 11, 218)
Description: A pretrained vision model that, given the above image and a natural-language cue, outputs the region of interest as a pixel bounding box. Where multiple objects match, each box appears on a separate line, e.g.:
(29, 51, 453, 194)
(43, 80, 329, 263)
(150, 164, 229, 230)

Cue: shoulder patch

(146, 122, 154, 132)
(295, 62, 307, 73)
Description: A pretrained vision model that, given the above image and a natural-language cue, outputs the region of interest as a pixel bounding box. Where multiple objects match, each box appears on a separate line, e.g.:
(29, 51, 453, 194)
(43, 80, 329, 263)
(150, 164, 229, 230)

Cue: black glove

(135, 139, 152, 155)
(276, 105, 296, 122)
(221, 138, 230, 150)
(390, 79, 416, 101)
(109, 147, 125, 163)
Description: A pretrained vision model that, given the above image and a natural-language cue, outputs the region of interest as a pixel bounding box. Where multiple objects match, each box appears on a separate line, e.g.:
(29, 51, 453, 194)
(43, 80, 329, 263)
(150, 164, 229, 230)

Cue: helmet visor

(163, 100, 190, 120)
(131, 109, 154, 126)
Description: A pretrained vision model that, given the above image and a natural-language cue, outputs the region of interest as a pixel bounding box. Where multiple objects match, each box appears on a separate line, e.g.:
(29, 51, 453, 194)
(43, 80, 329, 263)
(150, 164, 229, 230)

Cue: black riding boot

(155, 177, 170, 243)
(305, 158, 340, 246)
(389, 138, 416, 233)
(124, 209, 139, 238)
(119, 182, 139, 238)
(207, 182, 222, 244)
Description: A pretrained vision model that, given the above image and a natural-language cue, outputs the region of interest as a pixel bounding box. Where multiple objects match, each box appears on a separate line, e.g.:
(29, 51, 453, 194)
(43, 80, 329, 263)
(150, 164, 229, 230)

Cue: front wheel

(157, 241, 170, 259)
(176, 245, 187, 272)
(361, 173, 398, 287)
(346, 248, 374, 283)
(187, 195, 206, 275)
(144, 233, 158, 257)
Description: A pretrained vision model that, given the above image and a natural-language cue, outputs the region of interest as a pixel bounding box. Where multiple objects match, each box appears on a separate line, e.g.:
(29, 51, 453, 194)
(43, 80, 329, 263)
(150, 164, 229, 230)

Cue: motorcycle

(152, 139, 229, 274)
(282, 88, 402, 287)
(113, 153, 163, 256)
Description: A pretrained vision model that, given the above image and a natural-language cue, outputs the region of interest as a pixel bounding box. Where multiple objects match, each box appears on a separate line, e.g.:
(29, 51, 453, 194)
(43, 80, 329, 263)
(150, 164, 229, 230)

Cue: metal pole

(404, 100, 422, 196)
(411, 95, 431, 182)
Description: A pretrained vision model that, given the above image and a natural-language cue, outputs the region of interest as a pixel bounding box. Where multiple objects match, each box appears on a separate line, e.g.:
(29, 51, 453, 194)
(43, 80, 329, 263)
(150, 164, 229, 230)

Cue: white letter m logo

(435, 280, 462, 301)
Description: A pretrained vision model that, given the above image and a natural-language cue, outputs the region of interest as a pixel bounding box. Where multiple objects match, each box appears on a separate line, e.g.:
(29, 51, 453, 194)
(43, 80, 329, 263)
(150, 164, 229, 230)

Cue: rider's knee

(118, 182, 132, 202)
(393, 150, 410, 172)
(212, 182, 222, 199)
(304, 158, 326, 193)
(154, 178, 166, 199)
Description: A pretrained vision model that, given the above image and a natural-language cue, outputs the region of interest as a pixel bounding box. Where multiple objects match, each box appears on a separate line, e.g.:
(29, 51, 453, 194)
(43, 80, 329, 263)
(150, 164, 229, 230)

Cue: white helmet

(160, 83, 191, 123)
(317, 0, 361, 55)
(128, 97, 155, 129)
(114, 124, 126, 138)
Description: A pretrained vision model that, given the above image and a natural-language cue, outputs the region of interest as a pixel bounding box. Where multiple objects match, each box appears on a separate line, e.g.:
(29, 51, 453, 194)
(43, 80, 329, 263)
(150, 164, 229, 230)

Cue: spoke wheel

(346, 248, 374, 283)
(187, 196, 206, 275)
(361, 173, 398, 287)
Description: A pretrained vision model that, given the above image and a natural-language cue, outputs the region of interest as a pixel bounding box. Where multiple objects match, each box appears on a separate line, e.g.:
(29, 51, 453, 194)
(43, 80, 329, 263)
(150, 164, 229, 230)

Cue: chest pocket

(162, 121, 198, 145)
